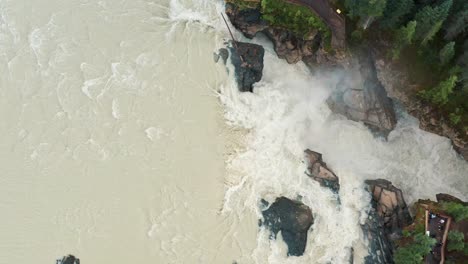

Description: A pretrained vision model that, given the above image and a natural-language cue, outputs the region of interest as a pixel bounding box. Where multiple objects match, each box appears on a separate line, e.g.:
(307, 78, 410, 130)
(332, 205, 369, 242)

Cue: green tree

(345, 0, 387, 19)
(442, 202, 468, 221)
(391, 20, 417, 59)
(447, 231, 465, 252)
(381, 0, 414, 28)
(394, 233, 436, 264)
(444, 9, 468, 40)
(420, 75, 458, 105)
(440, 41, 455, 65)
(414, 0, 453, 45)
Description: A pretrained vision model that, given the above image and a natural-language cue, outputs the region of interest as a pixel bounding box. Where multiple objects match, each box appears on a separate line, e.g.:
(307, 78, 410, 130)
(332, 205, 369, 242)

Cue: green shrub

(442, 202, 468, 222)
(260, 0, 331, 44)
(420, 75, 458, 105)
(447, 231, 465, 252)
(226, 0, 260, 10)
(449, 109, 462, 125)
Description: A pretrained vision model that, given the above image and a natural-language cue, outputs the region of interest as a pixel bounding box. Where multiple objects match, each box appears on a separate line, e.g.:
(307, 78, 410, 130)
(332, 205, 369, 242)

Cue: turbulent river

(0, 0, 466, 263)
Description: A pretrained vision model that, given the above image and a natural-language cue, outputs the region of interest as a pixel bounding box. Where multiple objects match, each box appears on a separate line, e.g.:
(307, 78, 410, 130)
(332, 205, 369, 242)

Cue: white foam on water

(219, 36, 468, 262)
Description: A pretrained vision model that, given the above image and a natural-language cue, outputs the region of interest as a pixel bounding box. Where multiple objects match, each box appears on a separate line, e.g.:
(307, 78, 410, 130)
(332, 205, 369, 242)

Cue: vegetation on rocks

(447, 230, 466, 252)
(442, 201, 468, 222)
(342, 0, 467, 144)
(260, 0, 331, 41)
(225, 0, 260, 10)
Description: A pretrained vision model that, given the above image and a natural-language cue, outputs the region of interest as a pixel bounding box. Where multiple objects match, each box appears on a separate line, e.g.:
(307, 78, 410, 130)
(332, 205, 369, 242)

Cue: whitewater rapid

(0, 0, 467, 263)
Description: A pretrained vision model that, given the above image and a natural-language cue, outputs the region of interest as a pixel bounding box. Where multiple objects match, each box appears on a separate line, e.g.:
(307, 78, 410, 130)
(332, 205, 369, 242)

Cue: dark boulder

(214, 48, 229, 64)
(304, 149, 339, 192)
(327, 51, 396, 136)
(225, 3, 268, 39)
(228, 41, 264, 92)
(261, 197, 314, 256)
(436, 193, 467, 206)
(58, 255, 80, 264)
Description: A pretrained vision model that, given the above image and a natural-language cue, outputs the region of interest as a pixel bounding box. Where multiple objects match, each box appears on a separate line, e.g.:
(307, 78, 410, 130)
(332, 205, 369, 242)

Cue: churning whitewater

(0, 0, 467, 263)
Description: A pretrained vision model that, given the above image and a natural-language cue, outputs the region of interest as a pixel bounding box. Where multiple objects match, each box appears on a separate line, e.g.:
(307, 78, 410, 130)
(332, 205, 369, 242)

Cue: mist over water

(0, 0, 466, 263)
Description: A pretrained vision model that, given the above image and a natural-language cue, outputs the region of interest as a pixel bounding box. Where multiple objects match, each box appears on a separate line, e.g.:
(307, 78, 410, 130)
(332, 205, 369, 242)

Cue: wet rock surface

(228, 41, 265, 92)
(365, 179, 413, 237)
(373, 52, 468, 160)
(263, 27, 320, 64)
(225, 2, 346, 68)
(225, 3, 267, 39)
(362, 207, 395, 264)
(436, 193, 467, 206)
(362, 179, 413, 263)
(261, 197, 314, 256)
(304, 149, 339, 192)
(327, 51, 397, 136)
(57, 255, 80, 264)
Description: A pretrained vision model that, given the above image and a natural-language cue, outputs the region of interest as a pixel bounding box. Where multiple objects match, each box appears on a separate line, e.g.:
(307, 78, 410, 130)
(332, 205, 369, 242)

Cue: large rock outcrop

(365, 179, 413, 238)
(436, 193, 468, 206)
(327, 51, 397, 135)
(304, 149, 340, 192)
(225, 2, 346, 68)
(261, 197, 314, 256)
(228, 41, 265, 92)
(362, 179, 413, 263)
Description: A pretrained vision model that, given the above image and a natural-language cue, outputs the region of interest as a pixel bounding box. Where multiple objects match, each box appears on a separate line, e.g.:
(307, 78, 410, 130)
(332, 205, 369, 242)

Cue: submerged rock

(327, 51, 397, 136)
(304, 149, 339, 192)
(214, 48, 229, 64)
(57, 255, 80, 264)
(362, 179, 412, 263)
(228, 41, 264, 92)
(261, 197, 314, 256)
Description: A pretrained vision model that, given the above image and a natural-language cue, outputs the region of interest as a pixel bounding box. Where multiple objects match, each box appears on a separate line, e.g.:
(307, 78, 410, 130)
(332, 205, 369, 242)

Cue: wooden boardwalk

(425, 209, 452, 264)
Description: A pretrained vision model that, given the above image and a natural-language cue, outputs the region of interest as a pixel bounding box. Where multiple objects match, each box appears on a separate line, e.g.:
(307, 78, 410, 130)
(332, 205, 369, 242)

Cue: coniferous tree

(440, 42, 455, 65)
(457, 40, 468, 90)
(447, 231, 465, 252)
(394, 233, 436, 264)
(444, 9, 468, 40)
(414, 0, 453, 45)
(391, 21, 417, 59)
(421, 75, 458, 105)
(381, 0, 414, 28)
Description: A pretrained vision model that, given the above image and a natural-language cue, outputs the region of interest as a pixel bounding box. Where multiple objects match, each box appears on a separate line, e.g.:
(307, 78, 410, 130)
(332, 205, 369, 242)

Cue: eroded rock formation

(327, 51, 397, 135)
(365, 179, 413, 237)
(261, 197, 314, 256)
(225, 3, 346, 68)
(373, 51, 468, 160)
(362, 179, 413, 263)
(304, 149, 339, 192)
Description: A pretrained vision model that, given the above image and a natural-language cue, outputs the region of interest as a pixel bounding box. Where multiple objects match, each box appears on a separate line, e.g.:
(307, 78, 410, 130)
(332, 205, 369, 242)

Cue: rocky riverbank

(221, 1, 467, 261)
(224, 0, 467, 160)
